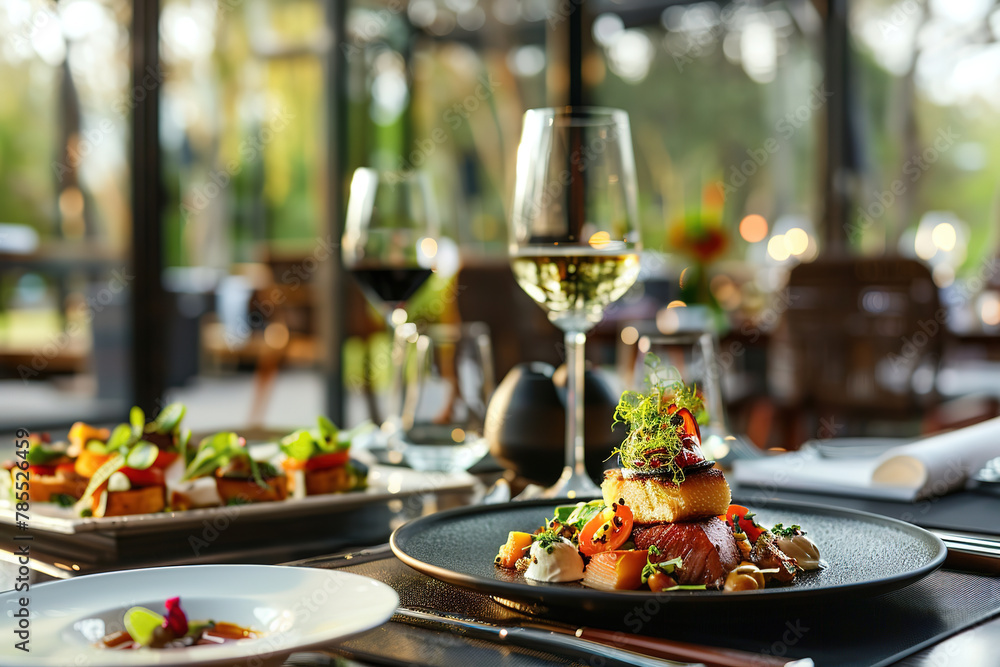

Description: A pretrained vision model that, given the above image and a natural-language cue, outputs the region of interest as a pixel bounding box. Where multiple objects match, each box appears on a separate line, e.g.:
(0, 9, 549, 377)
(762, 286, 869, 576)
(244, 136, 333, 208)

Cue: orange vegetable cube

(68, 422, 110, 454)
(582, 550, 648, 591)
(495, 531, 533, 569)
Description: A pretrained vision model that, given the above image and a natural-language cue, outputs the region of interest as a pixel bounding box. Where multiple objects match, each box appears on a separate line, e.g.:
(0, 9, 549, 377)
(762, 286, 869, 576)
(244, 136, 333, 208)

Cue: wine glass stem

(565, 330, 587, 479)
(385, 309, 408, 433)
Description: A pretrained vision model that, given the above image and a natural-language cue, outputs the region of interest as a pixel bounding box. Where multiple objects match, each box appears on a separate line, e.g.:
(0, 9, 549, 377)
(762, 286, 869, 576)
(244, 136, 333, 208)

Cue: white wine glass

(508, 107, 642, 498)
(343, 168, 439, 440)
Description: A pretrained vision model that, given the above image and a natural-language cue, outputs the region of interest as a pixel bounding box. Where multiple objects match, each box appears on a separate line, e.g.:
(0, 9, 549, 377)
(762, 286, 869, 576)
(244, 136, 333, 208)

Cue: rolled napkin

(872, 416, 1000, 498)
(733, 418, 1000, 501)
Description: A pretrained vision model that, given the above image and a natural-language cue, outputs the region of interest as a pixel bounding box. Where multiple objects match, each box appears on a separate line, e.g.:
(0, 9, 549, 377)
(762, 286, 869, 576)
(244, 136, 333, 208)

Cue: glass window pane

(850, 0, 1000, 304)
(0, 0, 132, 430)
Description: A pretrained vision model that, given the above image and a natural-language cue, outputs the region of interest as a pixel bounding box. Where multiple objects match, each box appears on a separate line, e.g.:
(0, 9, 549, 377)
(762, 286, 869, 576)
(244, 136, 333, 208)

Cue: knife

(932, 530, 1000, 574)
(394, 607, 692, 666)
(394, 606, 814, 667)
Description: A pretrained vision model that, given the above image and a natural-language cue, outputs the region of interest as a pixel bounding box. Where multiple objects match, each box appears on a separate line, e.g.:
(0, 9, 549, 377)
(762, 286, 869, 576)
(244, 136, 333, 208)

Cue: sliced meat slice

(632, 517, 741, 589)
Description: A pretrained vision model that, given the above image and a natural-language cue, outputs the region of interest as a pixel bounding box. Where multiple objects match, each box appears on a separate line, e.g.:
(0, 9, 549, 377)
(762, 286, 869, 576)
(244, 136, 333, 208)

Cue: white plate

(0, 564, 398, 667)
(0, 465, 477, 535)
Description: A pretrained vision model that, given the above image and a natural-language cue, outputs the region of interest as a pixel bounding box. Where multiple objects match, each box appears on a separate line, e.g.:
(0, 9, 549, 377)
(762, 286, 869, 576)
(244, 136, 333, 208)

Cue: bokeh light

(980, 292, 1000, 326)
(620, 326, 639, 345)
(784, 227, 809, 255)
(768, 235, 790, 261)
(931, 222, 957, 251)
(739, 214, 768, 243)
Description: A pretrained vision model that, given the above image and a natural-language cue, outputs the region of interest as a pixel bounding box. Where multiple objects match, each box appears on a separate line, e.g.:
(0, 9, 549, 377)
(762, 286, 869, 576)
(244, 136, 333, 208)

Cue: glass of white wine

(508, 107, 642, 498)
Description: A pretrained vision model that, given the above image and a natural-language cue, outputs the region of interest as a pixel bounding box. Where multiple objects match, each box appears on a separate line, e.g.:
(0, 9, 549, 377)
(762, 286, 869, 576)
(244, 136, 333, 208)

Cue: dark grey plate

(391, 498, 947, 613)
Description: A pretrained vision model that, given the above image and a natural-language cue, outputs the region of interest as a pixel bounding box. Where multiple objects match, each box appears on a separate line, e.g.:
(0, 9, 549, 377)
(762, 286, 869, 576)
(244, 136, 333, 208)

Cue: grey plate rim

(390, 497, 947, 604)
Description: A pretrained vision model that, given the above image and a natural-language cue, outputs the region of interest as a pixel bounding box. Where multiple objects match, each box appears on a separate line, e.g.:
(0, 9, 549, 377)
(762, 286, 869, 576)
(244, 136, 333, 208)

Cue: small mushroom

(724, 561, 766, 592)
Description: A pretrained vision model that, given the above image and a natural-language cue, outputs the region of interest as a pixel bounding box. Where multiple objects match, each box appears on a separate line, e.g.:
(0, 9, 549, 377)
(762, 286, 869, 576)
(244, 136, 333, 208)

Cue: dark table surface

(3, 481, 997, 666)
(299, 548, 999, 667)
(286, 482, 1000, 667)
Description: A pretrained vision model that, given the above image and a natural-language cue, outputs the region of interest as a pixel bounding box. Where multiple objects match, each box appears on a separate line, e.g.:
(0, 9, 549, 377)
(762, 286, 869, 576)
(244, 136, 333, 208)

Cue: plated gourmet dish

(2, 406, 370, 517)
(495, 374, 823, 592)
(98, 597, 258, 650)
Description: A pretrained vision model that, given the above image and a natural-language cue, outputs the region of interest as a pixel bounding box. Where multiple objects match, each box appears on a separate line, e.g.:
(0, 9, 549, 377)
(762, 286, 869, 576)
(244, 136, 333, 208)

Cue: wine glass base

(542, 468, 602, 499)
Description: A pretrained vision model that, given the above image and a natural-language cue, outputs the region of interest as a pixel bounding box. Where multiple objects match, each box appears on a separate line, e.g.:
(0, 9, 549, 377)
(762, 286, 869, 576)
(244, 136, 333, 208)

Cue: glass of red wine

(343, 168, 439, 441)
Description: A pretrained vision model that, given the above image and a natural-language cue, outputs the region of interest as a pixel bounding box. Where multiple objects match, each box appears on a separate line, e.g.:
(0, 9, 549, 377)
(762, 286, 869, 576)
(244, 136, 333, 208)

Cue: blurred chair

(767, 257, 946, 443)
(456, 262, 563, 380)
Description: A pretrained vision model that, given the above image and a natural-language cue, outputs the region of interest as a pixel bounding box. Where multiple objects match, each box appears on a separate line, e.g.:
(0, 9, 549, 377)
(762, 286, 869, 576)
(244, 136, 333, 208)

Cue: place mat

(731, 486, 999, 536)
(299, 549, 1000, 667)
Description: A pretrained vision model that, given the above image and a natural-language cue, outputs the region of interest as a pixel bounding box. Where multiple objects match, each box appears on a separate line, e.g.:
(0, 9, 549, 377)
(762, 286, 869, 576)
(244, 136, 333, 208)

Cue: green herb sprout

(610, 355, 707, 481)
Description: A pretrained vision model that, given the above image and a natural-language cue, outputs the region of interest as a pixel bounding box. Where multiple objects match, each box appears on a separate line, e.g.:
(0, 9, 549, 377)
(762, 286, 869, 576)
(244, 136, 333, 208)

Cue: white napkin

(871, 416, 1000, 498)
(732, 418, 1000, 501)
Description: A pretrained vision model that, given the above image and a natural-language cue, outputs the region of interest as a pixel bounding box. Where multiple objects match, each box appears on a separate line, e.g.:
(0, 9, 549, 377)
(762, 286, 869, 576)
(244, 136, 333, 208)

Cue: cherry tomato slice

(647, 571, 678, 592)
(151, 450, 180, 469)
(665, 406, 701, 446)
(305, 450, 349, 471)
(26, 464, 57, 477)
(724, 504, 765, 542)
(55, 463, 77, 477)
(578, 503, 634, 556)
(120, 466, 165, 488)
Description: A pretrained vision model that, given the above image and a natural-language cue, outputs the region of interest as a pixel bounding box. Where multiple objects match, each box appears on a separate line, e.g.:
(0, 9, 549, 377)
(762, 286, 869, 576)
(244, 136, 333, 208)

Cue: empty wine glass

(508, 107, 642, 498)
(343, 168, 439, 439)
(391, 322, 495, 472)
(630, 330, 734, 462)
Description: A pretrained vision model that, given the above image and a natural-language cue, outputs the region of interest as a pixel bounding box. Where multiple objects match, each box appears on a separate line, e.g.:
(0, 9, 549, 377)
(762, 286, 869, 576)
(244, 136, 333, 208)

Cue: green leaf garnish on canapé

(278, 417, 369, 462)
(24, 442, 66, 465)
(150, 403, 186, 434)
(182, 432, 242, 481)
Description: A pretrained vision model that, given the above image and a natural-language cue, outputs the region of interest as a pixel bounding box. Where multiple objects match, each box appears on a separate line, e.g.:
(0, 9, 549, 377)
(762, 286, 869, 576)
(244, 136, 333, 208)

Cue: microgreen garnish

(771, 523, 804, 538)
(610, 356, 706, 481)
(640, 546, 684, 584)
(533, 530, 561, 547)
(666, 382, 705, 420)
